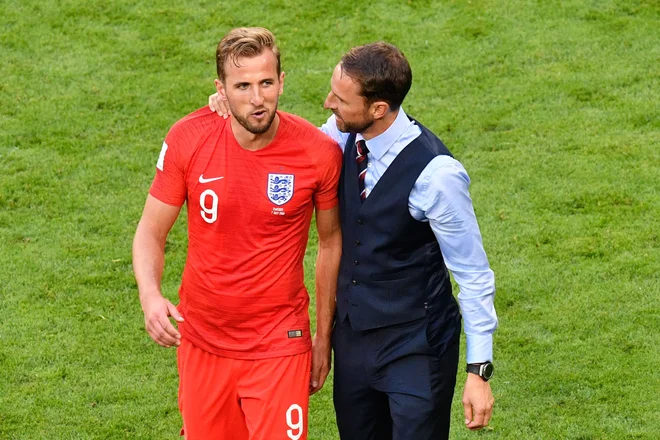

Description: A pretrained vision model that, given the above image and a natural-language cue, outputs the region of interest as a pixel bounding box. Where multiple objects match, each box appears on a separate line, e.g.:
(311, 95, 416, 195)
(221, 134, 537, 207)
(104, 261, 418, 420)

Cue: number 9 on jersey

(200, 189, 218, 224)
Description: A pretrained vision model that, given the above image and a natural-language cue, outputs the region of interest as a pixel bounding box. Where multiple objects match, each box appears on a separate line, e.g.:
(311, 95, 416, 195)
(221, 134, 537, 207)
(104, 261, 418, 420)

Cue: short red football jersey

(150, 107, 342, 359)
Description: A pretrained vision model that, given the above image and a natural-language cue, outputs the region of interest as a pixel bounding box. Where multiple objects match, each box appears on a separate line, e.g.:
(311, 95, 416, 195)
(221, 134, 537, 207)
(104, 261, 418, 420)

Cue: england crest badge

(268, 173, 294, 205)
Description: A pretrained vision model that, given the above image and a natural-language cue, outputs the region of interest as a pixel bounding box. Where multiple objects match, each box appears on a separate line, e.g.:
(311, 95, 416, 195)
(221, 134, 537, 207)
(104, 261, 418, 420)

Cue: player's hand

(140, 292, 184, 348)
(309, 334, 331, 395)
(462, 373, 494, 430)
(208, 93, 231, 119)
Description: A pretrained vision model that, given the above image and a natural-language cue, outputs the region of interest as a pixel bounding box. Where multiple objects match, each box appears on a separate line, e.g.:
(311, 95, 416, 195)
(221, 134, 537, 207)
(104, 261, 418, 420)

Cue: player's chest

(185, 151, 316, 226)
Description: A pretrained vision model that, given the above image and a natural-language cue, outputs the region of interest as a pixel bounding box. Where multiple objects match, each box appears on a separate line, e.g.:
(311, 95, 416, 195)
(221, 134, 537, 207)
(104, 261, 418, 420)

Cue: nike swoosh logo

(199, 175, 224, 184)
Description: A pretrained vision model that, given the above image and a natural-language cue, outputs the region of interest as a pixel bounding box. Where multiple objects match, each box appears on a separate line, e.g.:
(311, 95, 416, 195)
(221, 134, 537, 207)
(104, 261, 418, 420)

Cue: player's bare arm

(133, 195, 184, 348)
(309, 206, 341, 395)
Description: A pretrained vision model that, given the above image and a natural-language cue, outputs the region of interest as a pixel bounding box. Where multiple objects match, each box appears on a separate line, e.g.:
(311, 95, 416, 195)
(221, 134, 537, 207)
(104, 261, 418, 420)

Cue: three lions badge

(268, 174, 294, 205)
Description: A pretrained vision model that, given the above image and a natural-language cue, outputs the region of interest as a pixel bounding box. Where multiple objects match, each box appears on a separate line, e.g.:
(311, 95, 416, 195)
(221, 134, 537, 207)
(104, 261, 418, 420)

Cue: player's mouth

(251, 109, 268, 119)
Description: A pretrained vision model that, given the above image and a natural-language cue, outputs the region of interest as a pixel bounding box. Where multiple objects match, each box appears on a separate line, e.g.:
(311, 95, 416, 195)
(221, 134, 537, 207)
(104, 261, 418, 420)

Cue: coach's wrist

(466, 362, 494, 382)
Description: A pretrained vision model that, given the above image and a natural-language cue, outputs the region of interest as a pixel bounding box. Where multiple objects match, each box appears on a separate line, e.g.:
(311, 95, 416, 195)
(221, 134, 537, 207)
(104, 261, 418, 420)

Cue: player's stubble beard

(229, 100, 278, 135)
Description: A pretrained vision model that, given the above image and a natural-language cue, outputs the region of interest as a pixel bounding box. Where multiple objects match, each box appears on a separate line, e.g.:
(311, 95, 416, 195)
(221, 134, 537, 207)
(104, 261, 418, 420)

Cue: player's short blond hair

(216, 27, 281, 82)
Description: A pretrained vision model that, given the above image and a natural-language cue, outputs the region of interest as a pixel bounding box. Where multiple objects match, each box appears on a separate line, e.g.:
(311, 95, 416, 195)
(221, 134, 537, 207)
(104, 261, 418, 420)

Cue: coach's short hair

(216, 27, 281, 82)
(340, 42, 412, 111)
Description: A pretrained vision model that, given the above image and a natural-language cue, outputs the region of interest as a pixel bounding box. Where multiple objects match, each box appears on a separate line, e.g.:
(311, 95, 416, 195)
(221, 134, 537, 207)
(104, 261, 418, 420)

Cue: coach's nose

(323, 92, 336, 110)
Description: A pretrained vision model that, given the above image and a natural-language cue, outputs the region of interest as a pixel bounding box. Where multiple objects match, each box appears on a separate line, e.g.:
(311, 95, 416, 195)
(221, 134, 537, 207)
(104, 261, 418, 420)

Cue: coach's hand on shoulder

(140, 292, 184, 348)
(208, 93, 231, 119)
(309, 334, 331, 395)
(462, 373, 494, 430)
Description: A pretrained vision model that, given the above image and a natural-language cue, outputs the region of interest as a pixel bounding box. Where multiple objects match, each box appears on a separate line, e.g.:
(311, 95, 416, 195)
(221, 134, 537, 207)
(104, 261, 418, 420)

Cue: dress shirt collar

(355, 108, 415, 161)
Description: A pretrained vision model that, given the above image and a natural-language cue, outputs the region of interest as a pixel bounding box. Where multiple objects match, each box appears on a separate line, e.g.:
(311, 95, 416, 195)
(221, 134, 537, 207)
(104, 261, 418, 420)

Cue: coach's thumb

(168, 302, 185, 322)
(463, 401, 472, 426)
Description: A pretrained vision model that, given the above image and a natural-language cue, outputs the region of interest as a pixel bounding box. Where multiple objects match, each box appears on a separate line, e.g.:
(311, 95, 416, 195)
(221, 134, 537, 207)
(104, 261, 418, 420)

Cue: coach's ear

(370, 100, 390, 121)
(214, 79, 228, 101)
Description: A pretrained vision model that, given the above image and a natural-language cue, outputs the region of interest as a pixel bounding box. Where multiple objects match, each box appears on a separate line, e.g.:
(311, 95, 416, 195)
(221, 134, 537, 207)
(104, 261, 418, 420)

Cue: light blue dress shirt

(320, 109, 497, 363)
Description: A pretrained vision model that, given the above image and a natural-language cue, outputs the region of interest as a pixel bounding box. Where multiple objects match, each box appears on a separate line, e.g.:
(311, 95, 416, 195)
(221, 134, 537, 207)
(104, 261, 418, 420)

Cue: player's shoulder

(167, 106, 226, 145)
(279, 111, 340, 157)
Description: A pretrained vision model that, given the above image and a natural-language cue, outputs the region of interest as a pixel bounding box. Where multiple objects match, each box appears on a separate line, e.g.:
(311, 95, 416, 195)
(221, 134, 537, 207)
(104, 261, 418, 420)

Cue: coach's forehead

(332, 63, 362, 100)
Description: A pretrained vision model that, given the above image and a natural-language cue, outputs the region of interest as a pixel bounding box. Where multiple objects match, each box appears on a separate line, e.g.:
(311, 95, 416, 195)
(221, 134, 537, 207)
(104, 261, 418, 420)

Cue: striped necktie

(356, 139, 369, 201)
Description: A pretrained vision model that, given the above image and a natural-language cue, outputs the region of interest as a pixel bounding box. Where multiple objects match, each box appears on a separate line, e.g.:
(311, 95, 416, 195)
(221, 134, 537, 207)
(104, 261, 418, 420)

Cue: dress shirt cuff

(465, 333, 493, 364)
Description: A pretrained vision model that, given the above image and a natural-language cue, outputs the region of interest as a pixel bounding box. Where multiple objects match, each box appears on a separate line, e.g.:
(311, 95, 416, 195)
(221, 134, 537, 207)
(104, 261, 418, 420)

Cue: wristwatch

(466, 361, 494, 381)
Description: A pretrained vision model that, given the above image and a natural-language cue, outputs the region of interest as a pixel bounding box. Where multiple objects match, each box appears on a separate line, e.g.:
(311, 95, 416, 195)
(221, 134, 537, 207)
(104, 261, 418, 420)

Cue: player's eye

(237, 84, 249, 90)
(262, 80, 273, 87)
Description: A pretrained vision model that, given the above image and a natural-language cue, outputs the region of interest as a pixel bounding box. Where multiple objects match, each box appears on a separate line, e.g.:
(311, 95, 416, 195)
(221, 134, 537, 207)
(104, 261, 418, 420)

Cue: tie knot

(356, 140, 369, 157)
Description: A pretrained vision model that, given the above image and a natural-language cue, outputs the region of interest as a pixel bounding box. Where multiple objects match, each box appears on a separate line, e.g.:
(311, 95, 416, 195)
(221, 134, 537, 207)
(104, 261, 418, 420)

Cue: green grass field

(1, 0, 659, 438)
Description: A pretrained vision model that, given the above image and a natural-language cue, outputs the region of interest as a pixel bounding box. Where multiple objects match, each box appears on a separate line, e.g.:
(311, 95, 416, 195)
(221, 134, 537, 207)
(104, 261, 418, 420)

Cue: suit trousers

(332, 315, 460, 440)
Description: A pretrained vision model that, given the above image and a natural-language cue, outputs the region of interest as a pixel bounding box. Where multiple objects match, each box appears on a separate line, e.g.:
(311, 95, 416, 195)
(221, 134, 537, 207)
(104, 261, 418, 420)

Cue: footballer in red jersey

(133, 28, 342, 440)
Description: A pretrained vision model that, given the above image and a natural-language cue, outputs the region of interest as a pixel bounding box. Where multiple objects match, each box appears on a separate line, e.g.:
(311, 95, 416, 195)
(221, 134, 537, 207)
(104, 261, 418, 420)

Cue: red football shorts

(177, 339, 311, 440)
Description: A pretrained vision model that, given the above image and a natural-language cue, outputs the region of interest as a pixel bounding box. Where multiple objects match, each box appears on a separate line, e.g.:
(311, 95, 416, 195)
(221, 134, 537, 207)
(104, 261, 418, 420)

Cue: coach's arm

(309, 206, 342, 395)
(133, 195, 184, 348)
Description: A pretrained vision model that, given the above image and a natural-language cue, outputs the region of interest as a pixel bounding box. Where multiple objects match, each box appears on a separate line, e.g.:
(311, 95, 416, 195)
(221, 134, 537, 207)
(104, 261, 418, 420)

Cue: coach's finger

(483, 396, 494, 426)
(466, 406, 486, 430)
(463, 398, 473, 428)
(215, 95, 230, 119)
(483, 408, 492, 427)
(208, 93, 229, 118)
(484, 403, 493, 426)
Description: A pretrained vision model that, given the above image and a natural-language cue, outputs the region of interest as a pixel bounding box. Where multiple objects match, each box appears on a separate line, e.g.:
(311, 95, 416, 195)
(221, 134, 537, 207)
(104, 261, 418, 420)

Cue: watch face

(482, 362, 494, 380)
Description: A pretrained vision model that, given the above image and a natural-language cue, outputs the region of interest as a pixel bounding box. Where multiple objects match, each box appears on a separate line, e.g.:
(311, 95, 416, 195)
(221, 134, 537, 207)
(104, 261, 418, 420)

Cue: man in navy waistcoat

(320, 42, 497, 440)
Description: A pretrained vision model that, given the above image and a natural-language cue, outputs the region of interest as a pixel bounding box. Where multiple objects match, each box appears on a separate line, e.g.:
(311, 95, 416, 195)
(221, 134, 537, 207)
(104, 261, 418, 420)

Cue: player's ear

(214, 79, 228, 101)
(278, 71, 285, 96)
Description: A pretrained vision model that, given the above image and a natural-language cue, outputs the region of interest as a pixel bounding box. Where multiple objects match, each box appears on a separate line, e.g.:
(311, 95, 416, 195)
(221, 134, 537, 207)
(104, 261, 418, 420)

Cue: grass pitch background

(1, 0, 659, 438)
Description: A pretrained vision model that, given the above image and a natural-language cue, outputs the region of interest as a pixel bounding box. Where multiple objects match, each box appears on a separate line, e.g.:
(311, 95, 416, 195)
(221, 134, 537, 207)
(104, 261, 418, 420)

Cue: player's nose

(250, 89, 264, 107)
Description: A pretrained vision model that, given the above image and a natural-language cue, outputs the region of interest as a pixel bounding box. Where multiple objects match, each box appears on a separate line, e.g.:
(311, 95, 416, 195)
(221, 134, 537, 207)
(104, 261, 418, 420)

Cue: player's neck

(231, 113, 281, 151)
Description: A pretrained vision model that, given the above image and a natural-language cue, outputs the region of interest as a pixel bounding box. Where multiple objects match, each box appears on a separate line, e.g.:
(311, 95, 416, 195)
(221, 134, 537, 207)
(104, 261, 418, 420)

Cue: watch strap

(466, 362, 494, 381)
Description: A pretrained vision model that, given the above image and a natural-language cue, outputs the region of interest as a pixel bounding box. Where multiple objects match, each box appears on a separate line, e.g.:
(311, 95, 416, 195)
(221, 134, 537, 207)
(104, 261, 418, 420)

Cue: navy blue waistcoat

(337, 119, 461, 334)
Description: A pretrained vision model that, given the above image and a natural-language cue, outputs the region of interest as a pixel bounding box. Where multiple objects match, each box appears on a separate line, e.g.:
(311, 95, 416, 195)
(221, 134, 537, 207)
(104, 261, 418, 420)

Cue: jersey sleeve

(313, 138, 343, 211)
(149, 130, 188, 207)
